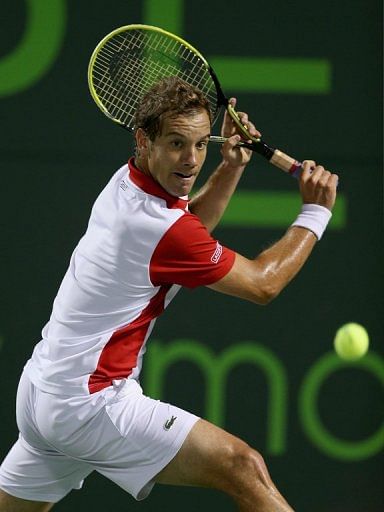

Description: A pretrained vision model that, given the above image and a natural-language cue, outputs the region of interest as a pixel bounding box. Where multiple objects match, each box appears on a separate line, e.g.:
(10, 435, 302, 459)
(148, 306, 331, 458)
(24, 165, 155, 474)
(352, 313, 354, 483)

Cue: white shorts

(0, 372, 199, 503)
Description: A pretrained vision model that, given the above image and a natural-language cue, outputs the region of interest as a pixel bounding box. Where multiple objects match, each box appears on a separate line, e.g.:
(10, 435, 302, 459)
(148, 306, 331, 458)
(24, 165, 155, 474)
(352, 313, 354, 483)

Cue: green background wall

(1, 1, 383, 510)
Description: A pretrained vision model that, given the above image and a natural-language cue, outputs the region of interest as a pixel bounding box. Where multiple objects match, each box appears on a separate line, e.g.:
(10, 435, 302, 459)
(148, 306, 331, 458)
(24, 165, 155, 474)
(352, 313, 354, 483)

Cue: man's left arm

(189, 99, 260, 233)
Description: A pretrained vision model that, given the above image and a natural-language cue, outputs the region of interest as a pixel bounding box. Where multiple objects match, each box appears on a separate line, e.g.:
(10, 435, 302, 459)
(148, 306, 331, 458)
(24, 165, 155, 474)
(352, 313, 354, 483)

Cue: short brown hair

(134, 76, 212, 140)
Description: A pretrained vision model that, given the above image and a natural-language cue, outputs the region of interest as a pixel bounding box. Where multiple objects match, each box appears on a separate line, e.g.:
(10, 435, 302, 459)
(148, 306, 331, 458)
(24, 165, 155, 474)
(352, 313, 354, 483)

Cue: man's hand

(299, 160, 338, 211)
(220, 98, 261, 168)
(189, 99, 261, 232)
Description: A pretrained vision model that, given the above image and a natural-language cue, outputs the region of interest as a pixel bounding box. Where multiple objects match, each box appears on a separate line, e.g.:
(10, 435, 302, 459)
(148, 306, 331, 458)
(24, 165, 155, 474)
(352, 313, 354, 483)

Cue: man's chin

(168, 180, 195, 198)
(169, 188, 190, 198)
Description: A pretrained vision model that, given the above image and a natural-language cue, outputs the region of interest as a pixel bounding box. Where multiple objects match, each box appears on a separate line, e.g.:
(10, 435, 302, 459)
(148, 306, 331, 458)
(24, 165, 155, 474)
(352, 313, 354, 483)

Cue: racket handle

(209, 136, 337, 185)
(270, 149, 302, 178)
(209, 136, 302, 178)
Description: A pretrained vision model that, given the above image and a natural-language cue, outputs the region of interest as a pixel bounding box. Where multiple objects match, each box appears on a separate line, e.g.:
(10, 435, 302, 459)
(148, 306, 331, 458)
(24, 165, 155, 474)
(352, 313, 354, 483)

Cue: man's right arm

(208, 161, 338, 304)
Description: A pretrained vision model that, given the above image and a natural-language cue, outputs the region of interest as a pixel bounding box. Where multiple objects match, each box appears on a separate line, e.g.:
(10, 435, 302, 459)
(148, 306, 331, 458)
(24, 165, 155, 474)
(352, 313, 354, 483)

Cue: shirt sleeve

(149, 212, 236, 288)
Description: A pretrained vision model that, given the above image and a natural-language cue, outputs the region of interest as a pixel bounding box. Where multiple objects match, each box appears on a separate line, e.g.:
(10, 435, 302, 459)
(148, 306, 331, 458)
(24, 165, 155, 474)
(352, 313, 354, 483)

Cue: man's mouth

(174, 172, 194, 179)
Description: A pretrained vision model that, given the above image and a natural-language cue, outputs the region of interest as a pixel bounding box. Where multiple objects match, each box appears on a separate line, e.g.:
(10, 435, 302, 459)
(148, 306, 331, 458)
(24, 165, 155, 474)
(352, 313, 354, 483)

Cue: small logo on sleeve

(211, 242, 223, 264)
(120, 180, 128, 191)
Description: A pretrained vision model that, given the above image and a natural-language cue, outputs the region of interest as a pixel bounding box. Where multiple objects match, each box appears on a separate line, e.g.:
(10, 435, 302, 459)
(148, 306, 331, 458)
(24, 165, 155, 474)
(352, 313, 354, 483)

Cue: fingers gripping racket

(88, 24, 302, 178)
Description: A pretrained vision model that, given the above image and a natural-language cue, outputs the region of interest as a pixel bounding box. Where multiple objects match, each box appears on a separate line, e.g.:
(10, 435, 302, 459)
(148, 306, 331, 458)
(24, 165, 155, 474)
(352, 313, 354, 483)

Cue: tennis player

(0, 77, 338, 512)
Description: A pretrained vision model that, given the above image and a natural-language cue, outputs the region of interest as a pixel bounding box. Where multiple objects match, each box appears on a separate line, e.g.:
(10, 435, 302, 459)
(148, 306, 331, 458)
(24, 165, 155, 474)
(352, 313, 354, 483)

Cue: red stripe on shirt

(88, 285, 170, 393)
(150, 213, 236, 289)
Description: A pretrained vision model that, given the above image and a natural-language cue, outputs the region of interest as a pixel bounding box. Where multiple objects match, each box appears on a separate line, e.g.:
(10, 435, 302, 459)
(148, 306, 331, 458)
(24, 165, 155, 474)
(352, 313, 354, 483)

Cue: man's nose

(182, 147, 197, 166)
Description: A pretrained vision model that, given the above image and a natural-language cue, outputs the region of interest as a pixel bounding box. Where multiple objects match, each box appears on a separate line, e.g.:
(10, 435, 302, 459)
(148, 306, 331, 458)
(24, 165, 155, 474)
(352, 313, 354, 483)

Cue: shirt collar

(128, 158, 189, 210)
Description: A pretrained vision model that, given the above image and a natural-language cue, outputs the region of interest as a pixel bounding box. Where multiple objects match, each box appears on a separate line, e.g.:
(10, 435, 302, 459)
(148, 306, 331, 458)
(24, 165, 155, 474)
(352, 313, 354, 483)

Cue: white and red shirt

(25, 159, 235, 395)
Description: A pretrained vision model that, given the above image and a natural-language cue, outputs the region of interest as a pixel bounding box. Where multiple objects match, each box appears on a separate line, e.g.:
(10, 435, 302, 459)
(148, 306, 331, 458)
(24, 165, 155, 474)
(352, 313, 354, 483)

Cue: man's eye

(170, 140, 183, 148)
(196, 141, 208, 149)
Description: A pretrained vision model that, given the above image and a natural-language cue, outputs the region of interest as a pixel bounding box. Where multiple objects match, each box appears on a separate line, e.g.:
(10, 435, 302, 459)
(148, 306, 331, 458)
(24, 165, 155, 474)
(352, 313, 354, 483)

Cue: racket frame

(88, 24, 216, 129)
(88, 24, 302, 177)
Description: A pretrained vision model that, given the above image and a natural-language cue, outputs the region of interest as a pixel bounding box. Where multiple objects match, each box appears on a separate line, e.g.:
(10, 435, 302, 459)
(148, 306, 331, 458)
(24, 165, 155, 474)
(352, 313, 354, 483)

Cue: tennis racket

(88, 24, 302, 178)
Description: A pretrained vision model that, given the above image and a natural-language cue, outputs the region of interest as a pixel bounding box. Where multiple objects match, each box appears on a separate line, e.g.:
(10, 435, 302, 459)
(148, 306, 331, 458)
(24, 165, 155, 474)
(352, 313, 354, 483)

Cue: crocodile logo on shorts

(163, 415, 177, 431)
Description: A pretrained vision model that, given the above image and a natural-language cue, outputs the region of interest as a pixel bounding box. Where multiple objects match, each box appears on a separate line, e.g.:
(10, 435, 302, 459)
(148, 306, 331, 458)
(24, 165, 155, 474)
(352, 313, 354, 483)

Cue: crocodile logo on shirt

(163, 415, 177, 431)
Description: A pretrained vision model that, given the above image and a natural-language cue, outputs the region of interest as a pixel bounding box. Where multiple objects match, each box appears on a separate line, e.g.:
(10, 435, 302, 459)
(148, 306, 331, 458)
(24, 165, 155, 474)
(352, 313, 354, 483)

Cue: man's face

(138, 109, 211, 197)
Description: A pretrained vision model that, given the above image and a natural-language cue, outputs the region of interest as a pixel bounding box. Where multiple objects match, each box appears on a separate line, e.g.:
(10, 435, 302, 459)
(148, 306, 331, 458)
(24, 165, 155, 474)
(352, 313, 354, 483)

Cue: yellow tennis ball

(334, 323, 369, 361)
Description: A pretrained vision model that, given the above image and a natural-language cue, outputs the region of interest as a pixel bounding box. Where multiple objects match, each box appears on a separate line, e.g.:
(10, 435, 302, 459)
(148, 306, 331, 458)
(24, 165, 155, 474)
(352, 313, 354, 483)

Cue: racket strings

(91, 29, 219, 129)
(99, 34, 214, 114)
(95, 39, 146, 124)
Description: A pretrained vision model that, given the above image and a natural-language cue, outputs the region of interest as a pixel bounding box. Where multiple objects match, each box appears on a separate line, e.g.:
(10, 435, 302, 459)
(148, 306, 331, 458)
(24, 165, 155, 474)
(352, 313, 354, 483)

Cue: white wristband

(291, 204, 332, 240)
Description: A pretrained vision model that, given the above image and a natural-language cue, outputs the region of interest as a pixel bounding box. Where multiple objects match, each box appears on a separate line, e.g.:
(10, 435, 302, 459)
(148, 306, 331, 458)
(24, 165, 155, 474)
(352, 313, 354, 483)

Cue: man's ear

(135, 128, 150, 153)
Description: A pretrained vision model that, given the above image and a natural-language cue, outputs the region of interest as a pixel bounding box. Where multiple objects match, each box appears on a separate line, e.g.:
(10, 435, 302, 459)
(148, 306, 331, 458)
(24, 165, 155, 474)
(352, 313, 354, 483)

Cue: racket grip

(209, 136, 303, 179)
(270, 149, 302, 178)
